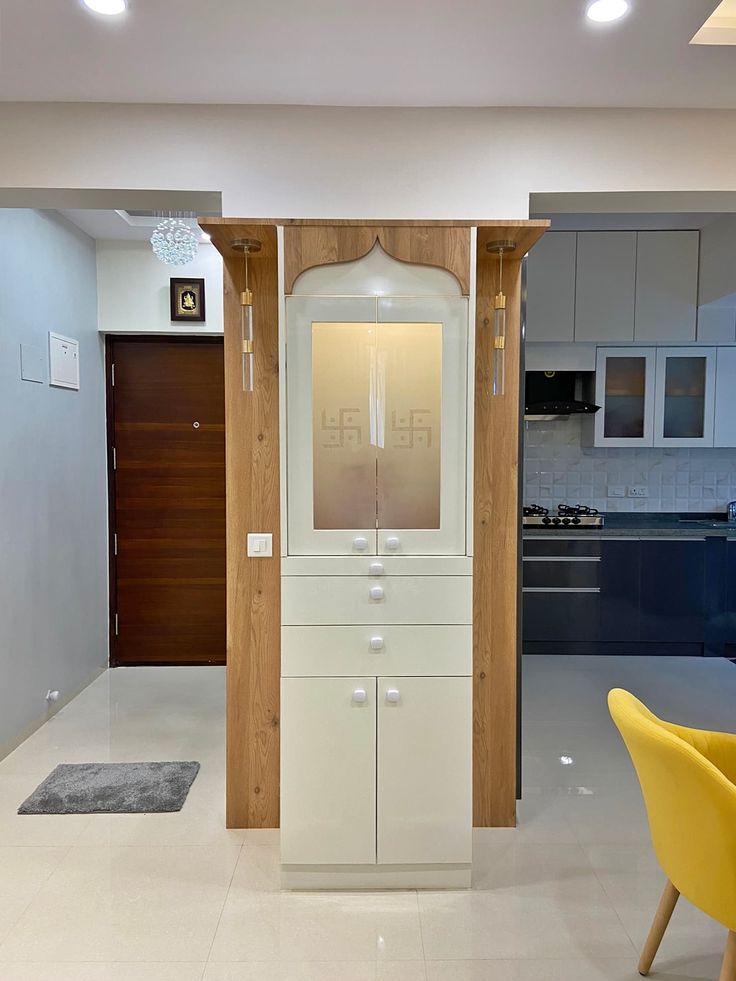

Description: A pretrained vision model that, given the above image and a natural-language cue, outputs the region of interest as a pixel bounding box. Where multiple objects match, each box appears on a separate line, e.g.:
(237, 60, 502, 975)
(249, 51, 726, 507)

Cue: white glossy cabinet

(377, 676, 472, 865)
(281, 677, 377, 865)
(635, 231, 698, 343)
(281, 247, 473, 889)
(592, 345, 718, 448)
(575, 232, 637, 343)
(653, 347, 716, 447)
(525, 232, 576, 342)
(281, 676, 472, 870)
(715, 347, 736, 447)
(592, 347, 656, 447)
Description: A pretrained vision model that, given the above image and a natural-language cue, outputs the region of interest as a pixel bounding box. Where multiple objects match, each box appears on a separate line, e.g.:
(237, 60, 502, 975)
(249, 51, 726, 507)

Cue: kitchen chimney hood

(524, 370, 600, 421)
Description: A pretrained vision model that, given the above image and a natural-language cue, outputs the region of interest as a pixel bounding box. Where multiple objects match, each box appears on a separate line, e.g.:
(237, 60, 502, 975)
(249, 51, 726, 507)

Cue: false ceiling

(0, 0, 732, 108)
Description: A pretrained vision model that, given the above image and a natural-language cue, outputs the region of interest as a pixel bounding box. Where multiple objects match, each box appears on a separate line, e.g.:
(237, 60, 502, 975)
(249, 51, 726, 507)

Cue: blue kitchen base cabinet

(523, 536, 718, 656)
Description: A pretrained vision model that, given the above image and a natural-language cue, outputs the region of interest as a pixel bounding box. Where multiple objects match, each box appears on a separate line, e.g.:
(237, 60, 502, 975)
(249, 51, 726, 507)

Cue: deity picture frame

(170, 278, 206, 323)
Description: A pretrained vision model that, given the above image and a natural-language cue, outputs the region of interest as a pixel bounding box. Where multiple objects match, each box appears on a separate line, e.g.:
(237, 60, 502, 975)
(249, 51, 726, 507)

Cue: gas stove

(523, 504, 604, 529)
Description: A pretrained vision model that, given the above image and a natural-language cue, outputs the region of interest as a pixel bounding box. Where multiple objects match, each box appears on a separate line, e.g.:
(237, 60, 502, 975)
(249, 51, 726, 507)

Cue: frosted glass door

(377, 298, 468, 555)
(286, 296, 378, 555)
(377, 676, 472, 865)
(654, 348, 716, 447)
(594, 347, 655, 447)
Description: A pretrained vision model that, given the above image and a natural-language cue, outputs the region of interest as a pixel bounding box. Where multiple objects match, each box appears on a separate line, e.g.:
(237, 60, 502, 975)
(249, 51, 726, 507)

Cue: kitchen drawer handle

(369, 585, 385, 601)
(385, 688, 401, 703)
(638, 537, 707, 542)
(353, 537, 369, 552)
(385, 536, 401, 552)
(522, 587, 601, 594)
(523, 556, 601, 563)
(370, 636, 384, 651)
(369, 562, 385, 576)
(352, 688, 368, 703)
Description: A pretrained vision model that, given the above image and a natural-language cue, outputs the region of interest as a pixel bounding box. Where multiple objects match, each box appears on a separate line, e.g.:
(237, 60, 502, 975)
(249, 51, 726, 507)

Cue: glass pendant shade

(150, 218, 199, 266)
(492, 297, 506, 397)
(241, 294, 254, 392)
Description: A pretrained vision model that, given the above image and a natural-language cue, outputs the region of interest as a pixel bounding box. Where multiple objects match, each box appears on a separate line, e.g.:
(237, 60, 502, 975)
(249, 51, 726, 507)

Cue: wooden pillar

(473, 229, 525, 827)
(201, 221, 281, 829)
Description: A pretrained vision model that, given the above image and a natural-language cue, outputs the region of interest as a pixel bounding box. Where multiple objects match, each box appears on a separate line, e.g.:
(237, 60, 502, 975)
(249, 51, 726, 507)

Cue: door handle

(370, 636, 384, 651)
(352, 688, 368, 704)
(385, 688, 400, 704)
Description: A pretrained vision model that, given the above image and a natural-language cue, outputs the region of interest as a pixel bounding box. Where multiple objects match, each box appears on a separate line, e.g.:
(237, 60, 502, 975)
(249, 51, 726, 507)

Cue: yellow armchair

(608, 688, 736, 980)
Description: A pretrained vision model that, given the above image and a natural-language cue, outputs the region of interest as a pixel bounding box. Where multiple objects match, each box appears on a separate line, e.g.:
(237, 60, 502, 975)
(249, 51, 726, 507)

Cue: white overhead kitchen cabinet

(714, 347, 736, 447)
(526, 230, 699, 345)
(280, 246, 473, 889)
(591, 346, 717, 447)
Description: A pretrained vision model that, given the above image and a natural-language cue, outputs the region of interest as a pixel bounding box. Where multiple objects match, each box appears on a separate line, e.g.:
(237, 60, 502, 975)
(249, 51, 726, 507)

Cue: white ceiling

(0, 0, 733, 108)
(58, 209, 209, 241)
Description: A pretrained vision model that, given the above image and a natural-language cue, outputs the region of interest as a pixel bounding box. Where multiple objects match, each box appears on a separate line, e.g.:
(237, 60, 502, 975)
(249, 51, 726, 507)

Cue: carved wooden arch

(283, 225, 471, 295)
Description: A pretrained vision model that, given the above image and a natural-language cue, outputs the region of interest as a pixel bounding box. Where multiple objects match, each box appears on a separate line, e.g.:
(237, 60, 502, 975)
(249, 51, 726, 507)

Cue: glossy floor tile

(0, 657, 734, 979)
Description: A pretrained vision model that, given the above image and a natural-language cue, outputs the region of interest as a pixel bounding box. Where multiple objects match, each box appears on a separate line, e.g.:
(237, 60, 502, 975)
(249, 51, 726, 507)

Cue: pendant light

(150, 212, 199, 267)
(486, 240, 516, 397)
(231, 238, 261, 392)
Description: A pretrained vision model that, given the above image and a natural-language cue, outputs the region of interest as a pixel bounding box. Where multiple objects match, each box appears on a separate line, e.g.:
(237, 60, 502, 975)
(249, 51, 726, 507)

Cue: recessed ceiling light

(586, 0, 630, 23)
(82, 0, 127, 15)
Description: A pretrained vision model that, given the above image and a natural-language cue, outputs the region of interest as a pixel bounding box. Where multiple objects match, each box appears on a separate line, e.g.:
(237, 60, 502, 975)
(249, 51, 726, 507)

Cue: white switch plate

(49, 332, 79, 390)
(627, 486, 649, 498)
(607, 486, 626, 498)
(247, 533, 273, 557)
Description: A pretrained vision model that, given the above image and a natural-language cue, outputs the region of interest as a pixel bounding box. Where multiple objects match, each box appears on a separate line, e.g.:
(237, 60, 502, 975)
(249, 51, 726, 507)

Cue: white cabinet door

(281, 677, 376, 865)
(376, 297, 468, 556)
(715, 347, 736, 447)
(635, 231, 699, 343)
(653, 347, 716, 447)
(525, 232, 576, 342)
(377, 676, 472, 865)
(286, 296, 378, 556)
(575, 232, 637, 343)
(593, 347, 656, 447)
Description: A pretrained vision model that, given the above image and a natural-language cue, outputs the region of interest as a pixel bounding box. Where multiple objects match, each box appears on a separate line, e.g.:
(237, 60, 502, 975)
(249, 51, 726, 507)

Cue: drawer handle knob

(369, 585, 385, 601)
(370, 636, 384, 651)
(353, 537, 369, 552)
(385, 536, 400, 552)
(385, 688, 401, 704)
(369, 562, 385, 576)
(352, 688, 368, 703)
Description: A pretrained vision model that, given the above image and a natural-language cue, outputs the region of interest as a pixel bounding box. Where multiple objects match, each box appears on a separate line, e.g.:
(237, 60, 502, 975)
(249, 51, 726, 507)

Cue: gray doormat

(18, 761, 200, 814)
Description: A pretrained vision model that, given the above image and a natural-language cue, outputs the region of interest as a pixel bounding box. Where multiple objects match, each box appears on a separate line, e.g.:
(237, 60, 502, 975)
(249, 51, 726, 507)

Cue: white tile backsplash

(523, 417, 736, 513)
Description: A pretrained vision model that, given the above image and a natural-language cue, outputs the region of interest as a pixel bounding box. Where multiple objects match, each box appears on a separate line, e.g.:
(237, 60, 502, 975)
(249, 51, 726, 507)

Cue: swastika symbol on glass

(320, 408, 362, 448)
(391, 409, 432, 449)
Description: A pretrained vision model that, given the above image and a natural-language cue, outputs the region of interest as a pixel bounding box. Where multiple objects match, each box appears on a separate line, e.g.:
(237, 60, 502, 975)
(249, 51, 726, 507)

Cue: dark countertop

(523, 512, 736, 539)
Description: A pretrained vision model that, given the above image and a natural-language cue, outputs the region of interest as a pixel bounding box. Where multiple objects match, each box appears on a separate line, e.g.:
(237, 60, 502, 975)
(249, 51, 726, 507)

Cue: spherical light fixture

(585, 0, 630, 23)
(150, 218, 199, 267)
(82, 0, 127, 14)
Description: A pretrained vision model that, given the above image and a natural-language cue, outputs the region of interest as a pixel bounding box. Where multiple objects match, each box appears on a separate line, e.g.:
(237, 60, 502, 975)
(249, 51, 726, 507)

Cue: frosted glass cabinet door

(377, 298, 468, 555)
(594, 347, 656, 447)
(286, 296, 378, 555)
(653, 347, 716, 447)
(377, 676, 472, 865)
(281, 677, 376, 865)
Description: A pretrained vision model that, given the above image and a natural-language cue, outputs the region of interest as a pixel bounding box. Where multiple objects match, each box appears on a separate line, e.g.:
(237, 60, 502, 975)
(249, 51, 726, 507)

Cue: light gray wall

(0, 209, 108, 757)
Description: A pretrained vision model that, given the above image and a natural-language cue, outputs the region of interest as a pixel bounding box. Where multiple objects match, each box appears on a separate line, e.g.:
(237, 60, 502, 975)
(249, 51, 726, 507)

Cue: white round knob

(370, 636, 384, 651)
(385, 688, 400, 703)
(369, 585, 384, 601)
(352, 688, 367, 704)
(353, 537, 369, 552)
(385, 536, 400, 552)
(369, 562, 385, 577)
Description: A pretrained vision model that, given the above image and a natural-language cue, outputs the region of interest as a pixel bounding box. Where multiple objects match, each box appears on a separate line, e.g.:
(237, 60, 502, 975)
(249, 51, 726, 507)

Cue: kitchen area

(522, 212, 736, 658)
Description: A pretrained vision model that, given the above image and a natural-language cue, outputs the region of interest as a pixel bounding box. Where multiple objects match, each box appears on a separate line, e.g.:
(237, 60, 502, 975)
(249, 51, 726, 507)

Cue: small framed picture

(170, 278, 206, 322)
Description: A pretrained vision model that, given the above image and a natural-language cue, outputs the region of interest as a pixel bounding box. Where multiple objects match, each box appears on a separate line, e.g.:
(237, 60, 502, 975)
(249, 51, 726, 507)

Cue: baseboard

(0, 664, 107, 763)
(282, 863, 472, 890)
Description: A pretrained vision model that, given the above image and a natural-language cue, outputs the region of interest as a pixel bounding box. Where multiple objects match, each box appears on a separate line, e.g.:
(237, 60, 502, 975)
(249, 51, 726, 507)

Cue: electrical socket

(627, 485, 649, 498)
(607, 486, 626, 498)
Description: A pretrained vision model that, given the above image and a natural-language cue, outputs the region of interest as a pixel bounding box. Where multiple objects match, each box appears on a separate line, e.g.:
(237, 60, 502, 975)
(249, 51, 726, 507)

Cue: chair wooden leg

(638, 880, 680, 976)
(721, 932, 736, 981)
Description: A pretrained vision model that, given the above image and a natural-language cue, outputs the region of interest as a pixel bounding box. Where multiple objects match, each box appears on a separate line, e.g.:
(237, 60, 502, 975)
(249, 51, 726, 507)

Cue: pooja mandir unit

(202, 218, 548, 887)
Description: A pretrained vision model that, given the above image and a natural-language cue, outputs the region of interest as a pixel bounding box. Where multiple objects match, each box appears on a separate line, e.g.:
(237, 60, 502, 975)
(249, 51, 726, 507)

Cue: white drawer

(282, 575, 472, 626)
(282, 624, 472, 677)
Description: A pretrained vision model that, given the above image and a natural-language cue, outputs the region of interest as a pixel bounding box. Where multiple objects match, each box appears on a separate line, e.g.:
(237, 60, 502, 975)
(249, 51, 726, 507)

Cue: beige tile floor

(0, 656, 734, 980)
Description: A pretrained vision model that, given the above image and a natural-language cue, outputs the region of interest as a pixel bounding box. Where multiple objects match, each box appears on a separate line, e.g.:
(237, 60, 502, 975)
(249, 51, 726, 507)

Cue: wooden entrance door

(108, 337, 226, 665)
